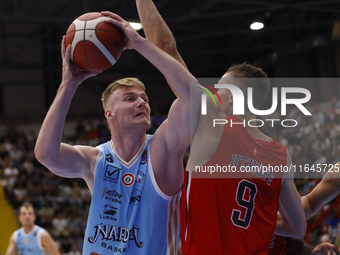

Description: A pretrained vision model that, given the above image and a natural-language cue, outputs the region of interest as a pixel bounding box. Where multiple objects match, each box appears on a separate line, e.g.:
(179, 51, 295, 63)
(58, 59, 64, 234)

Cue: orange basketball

(65, 12, 124, 72)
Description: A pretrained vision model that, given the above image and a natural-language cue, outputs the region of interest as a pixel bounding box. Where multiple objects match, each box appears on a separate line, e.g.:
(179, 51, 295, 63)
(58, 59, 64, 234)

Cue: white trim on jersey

(93, 147, 103, 177)
(147, 152, 171, 201)
(167, 194, 181, 255)
(13, 230, 18, 244)
(37, 228, 44, 250)
(110, 136, 147, 168)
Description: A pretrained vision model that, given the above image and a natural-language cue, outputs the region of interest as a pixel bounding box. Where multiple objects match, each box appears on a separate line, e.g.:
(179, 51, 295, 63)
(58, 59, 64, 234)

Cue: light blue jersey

(83, 135, 180, 255)
(14, 225, 45, 255)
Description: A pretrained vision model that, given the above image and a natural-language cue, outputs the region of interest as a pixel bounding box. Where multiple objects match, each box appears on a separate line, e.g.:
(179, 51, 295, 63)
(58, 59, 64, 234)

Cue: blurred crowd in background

(1, 96, 340, 253)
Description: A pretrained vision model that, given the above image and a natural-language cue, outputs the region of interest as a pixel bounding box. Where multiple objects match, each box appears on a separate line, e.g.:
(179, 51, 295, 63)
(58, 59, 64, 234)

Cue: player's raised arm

(134, 0, 203, 141)
(275, 151, 306, 239)
(302, 164, 340, 219)
(134, 0, 188, 70)
(103, 13, 198, 194)
(104, 13, 193, 101)
(34, 37, 99, 188)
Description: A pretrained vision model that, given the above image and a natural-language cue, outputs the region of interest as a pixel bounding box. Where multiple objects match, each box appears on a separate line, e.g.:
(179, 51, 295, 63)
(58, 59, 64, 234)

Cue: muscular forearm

(133, 37, 193, 99)
(302, 195, 315, 219)
(136, 0, 187, 69)
(35, 83, 76, 165)
(136, 0, 174, 49)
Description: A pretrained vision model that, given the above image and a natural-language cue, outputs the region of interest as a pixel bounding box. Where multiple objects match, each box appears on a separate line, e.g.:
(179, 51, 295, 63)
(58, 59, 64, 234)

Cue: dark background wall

(0, 0, 340, 123)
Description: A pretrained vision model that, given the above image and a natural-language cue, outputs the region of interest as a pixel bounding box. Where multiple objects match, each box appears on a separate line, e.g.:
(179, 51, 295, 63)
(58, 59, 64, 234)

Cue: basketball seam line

(84, 13, 95, 73)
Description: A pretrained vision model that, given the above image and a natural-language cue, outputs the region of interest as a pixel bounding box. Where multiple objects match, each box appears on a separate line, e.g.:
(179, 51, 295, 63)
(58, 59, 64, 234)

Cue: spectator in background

(334, 223, 340, 253)
(38, 201, 55, 229)
(150, 109, 166, 133)
(1, 160, 19, 194)
(84, 120, 99, 146)
(52, 212, 69, 238)
(12, 183, 28, 208)
(67, 244, 81, 255)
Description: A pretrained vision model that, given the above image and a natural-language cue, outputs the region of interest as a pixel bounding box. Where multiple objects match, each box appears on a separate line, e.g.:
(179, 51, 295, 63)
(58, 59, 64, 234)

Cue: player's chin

(134, 117, 150, 126)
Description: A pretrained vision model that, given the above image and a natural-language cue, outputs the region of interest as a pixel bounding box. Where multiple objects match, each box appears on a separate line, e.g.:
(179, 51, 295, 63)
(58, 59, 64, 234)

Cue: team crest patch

(122, 173, 135, 187)
(136, 170, 146, 183)
(140, 150, 148, 165)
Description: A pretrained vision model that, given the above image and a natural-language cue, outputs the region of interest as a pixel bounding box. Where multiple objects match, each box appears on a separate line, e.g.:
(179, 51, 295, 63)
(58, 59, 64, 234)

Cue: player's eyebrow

(122, 92, 148, 101)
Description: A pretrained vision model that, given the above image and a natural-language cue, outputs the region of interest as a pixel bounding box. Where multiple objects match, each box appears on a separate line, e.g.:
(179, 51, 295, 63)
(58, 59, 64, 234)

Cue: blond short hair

(101, 78, 146, 110)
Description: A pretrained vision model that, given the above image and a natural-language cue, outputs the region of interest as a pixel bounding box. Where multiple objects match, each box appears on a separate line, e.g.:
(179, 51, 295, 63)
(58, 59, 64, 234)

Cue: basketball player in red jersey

(269, 166, 340, 255)
(180, 68, 306, 255)
(136, 1, 305, 254)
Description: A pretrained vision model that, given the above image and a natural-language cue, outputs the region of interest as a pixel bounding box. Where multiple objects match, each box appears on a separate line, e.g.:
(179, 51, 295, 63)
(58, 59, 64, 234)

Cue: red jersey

(181, 116, 287, 255)
(268, 235, 287, 255)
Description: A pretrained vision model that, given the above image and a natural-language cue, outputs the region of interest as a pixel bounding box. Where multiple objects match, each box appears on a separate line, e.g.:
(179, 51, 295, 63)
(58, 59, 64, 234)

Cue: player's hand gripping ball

(65, 12, 124, 72)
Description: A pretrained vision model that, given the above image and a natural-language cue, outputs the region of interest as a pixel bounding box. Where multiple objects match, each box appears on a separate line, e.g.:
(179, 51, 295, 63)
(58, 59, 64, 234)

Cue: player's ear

(105, 109, 115, 119)
(229, 93, 233, 104)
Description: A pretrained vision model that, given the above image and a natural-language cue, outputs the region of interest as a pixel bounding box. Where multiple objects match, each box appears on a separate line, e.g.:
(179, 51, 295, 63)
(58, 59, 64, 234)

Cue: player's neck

(22, 224, 35, 234)
(111, 132, 147, 162)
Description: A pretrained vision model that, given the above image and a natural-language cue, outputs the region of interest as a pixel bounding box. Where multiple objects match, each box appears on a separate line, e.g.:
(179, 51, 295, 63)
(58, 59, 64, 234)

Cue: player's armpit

(275, 151, 306, 238)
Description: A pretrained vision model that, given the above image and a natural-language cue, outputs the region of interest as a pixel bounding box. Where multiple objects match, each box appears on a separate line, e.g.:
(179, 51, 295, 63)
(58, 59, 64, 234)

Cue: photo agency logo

(198, 82, 312, 128)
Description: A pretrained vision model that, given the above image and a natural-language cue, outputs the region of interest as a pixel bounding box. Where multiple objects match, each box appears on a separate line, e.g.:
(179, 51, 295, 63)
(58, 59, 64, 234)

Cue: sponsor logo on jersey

(106, 153, 114, 163)
(122, 173, 135, 187)
(88, 224, 144, 248)
(104, 165, 121, 181)
(101, 188, 122, 204)
(136, 170, 145, 183)
(140, 150, 147, 165)
(100, 204, 118, 221)
(129, 190, 142, 205)
(103, 204, 118, 216)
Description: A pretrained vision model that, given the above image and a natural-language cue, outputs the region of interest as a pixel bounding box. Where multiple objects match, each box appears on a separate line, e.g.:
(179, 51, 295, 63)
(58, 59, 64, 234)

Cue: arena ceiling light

(129, 22, 143, 31)
(250, 22, 264, 30)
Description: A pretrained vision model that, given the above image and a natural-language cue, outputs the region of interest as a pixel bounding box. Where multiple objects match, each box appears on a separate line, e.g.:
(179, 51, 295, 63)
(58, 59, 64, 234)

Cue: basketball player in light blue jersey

(5, 202, 60, 255)
(34, 10, 198, 255)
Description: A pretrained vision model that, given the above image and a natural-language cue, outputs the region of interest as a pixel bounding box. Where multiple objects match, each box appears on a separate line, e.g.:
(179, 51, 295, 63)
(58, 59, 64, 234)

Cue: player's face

(18, 206, 35, 227)
(106, 86, 151, 130)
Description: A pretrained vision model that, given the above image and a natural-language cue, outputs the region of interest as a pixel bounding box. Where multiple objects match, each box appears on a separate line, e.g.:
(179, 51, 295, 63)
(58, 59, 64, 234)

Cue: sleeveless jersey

(267, 235, 287, 255)
(181, 115, 286, 255)
(14, 225, 45, 255)
(83, 135, 180, 255)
